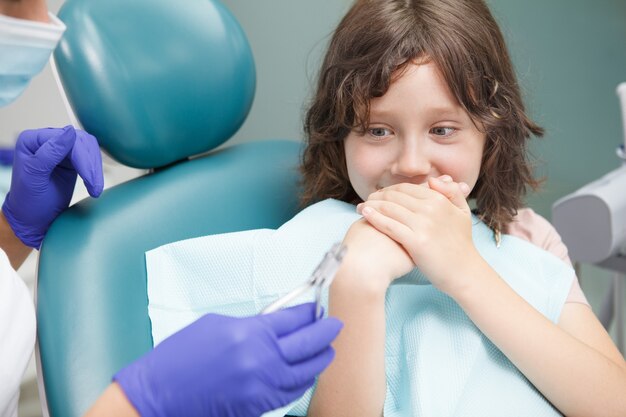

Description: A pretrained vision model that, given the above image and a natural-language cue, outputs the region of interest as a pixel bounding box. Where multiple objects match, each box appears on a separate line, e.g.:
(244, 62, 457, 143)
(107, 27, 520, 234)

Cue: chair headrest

(55, 0, 256, 169)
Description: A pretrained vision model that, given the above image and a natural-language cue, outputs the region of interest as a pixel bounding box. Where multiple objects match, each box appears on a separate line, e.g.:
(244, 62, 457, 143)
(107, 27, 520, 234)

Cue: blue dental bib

(146, 199, 572, 416)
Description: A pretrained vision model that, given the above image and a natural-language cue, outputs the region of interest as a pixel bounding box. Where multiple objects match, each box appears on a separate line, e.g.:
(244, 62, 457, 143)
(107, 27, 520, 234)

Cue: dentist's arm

(0, 0, 49, 22)
(0, 212, 30, 269)
(86, 304, 342, 417)
(1, 127, 103, 268)
(85, 385, 138, 417)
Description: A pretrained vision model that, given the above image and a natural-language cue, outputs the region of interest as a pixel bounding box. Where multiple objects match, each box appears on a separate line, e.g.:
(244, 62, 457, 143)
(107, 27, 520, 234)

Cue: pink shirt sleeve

(504, 208, 589, 306)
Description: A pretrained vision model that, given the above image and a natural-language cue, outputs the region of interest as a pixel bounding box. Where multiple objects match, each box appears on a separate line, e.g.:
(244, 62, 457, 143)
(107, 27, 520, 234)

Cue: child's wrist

(444, 256, 494, 303)
(331, 261, 390, 301)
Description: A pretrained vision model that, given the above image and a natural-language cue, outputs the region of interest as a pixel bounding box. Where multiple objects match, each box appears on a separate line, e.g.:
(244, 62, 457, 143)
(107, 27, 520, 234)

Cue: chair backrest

(36, 1, 302, 416)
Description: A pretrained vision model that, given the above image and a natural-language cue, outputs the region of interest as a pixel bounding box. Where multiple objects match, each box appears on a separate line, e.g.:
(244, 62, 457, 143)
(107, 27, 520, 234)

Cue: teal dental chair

(36, 1, 301, 416)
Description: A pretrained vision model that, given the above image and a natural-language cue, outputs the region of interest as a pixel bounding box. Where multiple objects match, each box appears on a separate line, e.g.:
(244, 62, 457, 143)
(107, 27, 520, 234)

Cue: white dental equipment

(552, 82, 626, 352)
(262, 242, 347, 319)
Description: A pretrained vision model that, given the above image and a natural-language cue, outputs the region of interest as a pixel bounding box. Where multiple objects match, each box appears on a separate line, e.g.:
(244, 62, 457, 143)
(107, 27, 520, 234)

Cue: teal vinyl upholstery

(37, 1, 302, 416)
(38, 142, 301, 417)
(53, 0, 256, 169)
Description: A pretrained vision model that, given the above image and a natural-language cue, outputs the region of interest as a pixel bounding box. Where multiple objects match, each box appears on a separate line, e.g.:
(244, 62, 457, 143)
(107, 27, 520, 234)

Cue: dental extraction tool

(261, 242, 347, 319)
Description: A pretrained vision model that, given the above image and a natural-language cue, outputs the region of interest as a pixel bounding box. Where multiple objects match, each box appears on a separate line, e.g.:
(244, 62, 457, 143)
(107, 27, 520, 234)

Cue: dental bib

(146, 199, 572, 417)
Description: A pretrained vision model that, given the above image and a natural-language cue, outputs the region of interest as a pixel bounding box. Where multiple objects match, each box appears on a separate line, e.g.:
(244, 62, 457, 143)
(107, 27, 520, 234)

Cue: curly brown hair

(300, 0, 543, 232)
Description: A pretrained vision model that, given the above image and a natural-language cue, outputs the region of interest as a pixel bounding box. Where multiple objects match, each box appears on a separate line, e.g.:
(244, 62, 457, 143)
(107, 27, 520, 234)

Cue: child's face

(344, 61, 486, 201)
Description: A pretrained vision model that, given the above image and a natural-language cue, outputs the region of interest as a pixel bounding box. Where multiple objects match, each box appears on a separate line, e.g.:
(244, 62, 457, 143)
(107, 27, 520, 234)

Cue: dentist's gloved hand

(114, 303, 342, 417)
(2, 126, 103, 248)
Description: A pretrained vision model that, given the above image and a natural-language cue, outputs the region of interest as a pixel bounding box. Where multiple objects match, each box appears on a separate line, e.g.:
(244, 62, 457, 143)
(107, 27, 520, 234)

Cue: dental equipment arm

(618, 83, 626, 158)
(552, 82, 626, 273)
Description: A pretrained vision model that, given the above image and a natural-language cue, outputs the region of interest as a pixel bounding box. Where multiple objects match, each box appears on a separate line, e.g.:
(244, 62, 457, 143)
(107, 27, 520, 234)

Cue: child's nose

(390, 140, 431, 179)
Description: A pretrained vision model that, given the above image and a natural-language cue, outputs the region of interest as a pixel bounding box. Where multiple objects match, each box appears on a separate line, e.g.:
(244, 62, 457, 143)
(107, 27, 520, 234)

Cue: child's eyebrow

(423, 106, 463, 117)
(369, 104, 464, 119)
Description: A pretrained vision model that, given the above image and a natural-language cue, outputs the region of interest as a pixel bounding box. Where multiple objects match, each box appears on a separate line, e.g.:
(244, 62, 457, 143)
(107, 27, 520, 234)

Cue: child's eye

(368, 127, 392, 138)
(430, 127, 456, 137)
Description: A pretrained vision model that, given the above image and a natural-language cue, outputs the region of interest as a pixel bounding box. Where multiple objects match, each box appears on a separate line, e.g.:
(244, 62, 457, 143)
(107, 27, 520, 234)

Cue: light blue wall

(220, 0, 353, 146)
(487, 0, 626, 216)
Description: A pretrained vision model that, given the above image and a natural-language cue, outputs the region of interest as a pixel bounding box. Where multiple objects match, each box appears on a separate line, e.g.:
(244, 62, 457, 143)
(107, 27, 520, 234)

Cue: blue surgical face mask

(0, 13, 65, 107)
(0, 43, 53, 106)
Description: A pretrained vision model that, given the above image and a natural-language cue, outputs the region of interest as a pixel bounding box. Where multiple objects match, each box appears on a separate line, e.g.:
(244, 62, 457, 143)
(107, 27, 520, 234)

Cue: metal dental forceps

(261, 242, 347, 320)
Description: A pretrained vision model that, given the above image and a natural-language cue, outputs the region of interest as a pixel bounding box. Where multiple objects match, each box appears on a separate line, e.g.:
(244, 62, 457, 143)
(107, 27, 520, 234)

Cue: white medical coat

(0, 250, 35, 417)
(0, 11, 64, 417)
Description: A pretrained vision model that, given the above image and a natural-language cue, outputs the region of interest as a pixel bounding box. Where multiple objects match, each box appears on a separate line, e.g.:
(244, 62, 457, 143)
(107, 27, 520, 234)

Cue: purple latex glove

(0, 148, 13, 166)
(2, 126, 104, 248)
(114, 303, 343, 417)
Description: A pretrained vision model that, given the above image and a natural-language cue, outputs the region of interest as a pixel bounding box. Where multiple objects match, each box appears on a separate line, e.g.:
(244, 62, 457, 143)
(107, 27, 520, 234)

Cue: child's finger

(428, 176, 471, 214)
(360, 205, 414, 249)
(359, 199, 416, 230)
(368, 182, 434, 202)
(363, 188, 420, 212)
(438, 175, 471, 198)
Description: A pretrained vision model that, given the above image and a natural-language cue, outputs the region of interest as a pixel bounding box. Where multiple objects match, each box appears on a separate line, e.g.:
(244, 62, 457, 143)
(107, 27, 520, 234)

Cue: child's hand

(339, 218, 415, 292)
(357, 176, 480, 296)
